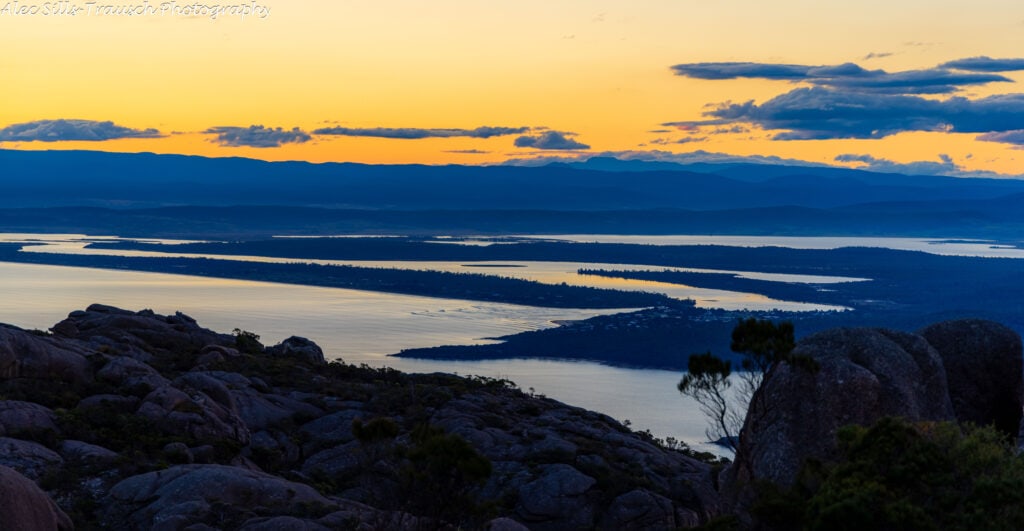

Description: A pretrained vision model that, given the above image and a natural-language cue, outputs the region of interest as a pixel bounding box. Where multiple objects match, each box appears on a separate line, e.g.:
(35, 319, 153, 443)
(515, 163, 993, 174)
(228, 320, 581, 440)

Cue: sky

(4, 0, 1024, 176)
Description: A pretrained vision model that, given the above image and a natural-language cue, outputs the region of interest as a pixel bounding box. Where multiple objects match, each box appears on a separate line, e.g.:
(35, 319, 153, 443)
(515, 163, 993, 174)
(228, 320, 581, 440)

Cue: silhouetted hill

(3, 149, 1023, 212)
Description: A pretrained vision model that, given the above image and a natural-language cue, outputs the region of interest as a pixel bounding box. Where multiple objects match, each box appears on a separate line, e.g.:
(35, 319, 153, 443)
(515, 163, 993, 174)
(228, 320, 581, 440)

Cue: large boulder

(97, 355, 170, 394)
(0, 465, 73, 531)
(515, 463, 597, 530)
(731, 327, 955, 488)
(0, 401, 60, 441)
(106, 464, 336, 529)
(53, 304, 233, 362)
(0, 437, 63, 480)
(919, 319, 1024, 438)
(0, 325, 93, 386)
(266, 336, 327, 365)
(136, 385, 251, 445)
(600, 488, 677, 530)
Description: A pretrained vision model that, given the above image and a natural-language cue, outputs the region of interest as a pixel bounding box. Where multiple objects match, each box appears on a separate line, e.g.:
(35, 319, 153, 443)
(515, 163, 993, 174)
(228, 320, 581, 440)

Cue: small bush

(754, 417, 1024, 531)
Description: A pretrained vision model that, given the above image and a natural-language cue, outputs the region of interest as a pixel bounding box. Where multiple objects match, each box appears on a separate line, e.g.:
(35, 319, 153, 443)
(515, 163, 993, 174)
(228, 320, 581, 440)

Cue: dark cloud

(816, 65, 1008, 94)
(671, 60, 1010, 94)
(940, 56, 1024, 72)
(671, 62, 812, 80)
(312, 126, 528, 139)
(976, 129, 1024, 145)
(205, 125, 311, 148)
(0, 119, 162, 142)
(513, 131, 590, 150)
(443, 149, 491, 154)
(863, 52, 894, 60)
(678, 87, 1024, 140)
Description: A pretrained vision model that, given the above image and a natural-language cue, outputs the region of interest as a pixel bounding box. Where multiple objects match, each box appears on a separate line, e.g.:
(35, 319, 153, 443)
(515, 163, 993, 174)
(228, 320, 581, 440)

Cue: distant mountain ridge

(3, 149, 1023, 211)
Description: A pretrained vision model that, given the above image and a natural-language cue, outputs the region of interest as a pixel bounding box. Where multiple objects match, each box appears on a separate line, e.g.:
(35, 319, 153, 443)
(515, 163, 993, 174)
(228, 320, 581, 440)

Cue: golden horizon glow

(4, 0, 1024, 174)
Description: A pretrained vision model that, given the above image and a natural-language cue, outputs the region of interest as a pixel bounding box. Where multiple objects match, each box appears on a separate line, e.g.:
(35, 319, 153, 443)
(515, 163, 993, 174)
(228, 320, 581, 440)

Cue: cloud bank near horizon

(0, 119, 163, 142)
(313, 126, 529, 139)
(205, 125, 312, 148)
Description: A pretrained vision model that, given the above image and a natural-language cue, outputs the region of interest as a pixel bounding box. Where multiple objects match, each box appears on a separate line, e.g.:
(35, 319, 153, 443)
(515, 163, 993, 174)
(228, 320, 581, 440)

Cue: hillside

(0, 305, 720, 530)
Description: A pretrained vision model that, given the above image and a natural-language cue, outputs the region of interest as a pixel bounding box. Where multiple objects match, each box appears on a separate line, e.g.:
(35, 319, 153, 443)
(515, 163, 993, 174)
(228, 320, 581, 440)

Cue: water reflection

(9, 234, 853, 312)
(0, 261, 727, 451)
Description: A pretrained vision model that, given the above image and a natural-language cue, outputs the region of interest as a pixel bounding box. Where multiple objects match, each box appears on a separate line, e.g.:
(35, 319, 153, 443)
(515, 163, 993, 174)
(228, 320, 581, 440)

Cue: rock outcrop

(0, 465, 73, 531)
(0, 305, 721, 529)
(5, 304, 1015, 530)
(919, 319, 1024, 439)
(731, 327, 957, 488)
(105, 465, 336, 529)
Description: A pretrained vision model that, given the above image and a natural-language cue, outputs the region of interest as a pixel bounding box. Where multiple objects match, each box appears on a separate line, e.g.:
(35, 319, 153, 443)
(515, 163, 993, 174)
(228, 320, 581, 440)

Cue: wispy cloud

(443, 149, 491, 154)
(939, 56, 1024, 72)
(976, 129, 1024, 146)
(502, 149, 832, 168)
(650, 137, 707, 145)
(863, 52, 894, 60)
(312, 126, 528, 139)
(671, 60, 1012, 94)
(205, 125, 312, 148)
(503, 149, 1009, 178)
(0, 119, 162, 142)
(834, 153, 965, 175)
(513, 131, 590, 150)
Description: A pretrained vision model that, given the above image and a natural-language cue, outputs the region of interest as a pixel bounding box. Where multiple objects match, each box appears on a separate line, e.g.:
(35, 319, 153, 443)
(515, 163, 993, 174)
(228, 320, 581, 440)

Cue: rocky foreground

(0, 305, 721, 530)
(0, 305, 1021, 530)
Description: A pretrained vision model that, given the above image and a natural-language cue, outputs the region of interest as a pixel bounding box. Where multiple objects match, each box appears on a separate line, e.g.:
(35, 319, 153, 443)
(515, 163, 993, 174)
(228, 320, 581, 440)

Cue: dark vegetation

(752, 418, 1024, 531)
(395, 306, 752, 369)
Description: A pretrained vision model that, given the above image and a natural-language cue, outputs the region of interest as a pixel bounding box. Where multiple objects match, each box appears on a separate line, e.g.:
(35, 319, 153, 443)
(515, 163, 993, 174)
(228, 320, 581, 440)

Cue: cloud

(443, 149, 491, 154)
(976, 129, 1024, 145)
(712, 125, 749, 134)
(514, 131, 590, 150)
(671, 60, 1011, 94)
(501, 149, 1008, 178)
(0, 119, 162, 142)
(671, 62, 812, 81)
(940, 56, 1024, 72)
(650, 137, 707, 145)
(834, 153, 967, 176)
(312, 126, 528, 139)
(205, 125, 311, 148)
(863, 52, 894, 60)
(671, 87, 1024, 140)
(502, 149, 833, 168)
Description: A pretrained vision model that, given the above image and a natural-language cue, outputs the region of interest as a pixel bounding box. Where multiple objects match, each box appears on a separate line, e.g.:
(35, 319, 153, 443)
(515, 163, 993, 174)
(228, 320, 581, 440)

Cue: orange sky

(3, 1, 1024, 174)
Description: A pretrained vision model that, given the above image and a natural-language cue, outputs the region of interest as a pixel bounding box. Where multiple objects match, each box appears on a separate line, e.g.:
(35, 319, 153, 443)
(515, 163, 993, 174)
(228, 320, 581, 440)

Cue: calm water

(278, 233, 1024, 258)
(517, 234, 1024, 258)
(15, 236, 854, 312)
(8, 232, 1012, 454)
(0, 260, 722, 451)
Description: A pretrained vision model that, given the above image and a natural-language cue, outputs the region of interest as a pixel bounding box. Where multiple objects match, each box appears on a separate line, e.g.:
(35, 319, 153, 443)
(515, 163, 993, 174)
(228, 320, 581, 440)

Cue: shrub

(754, 417, 1024, 531)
